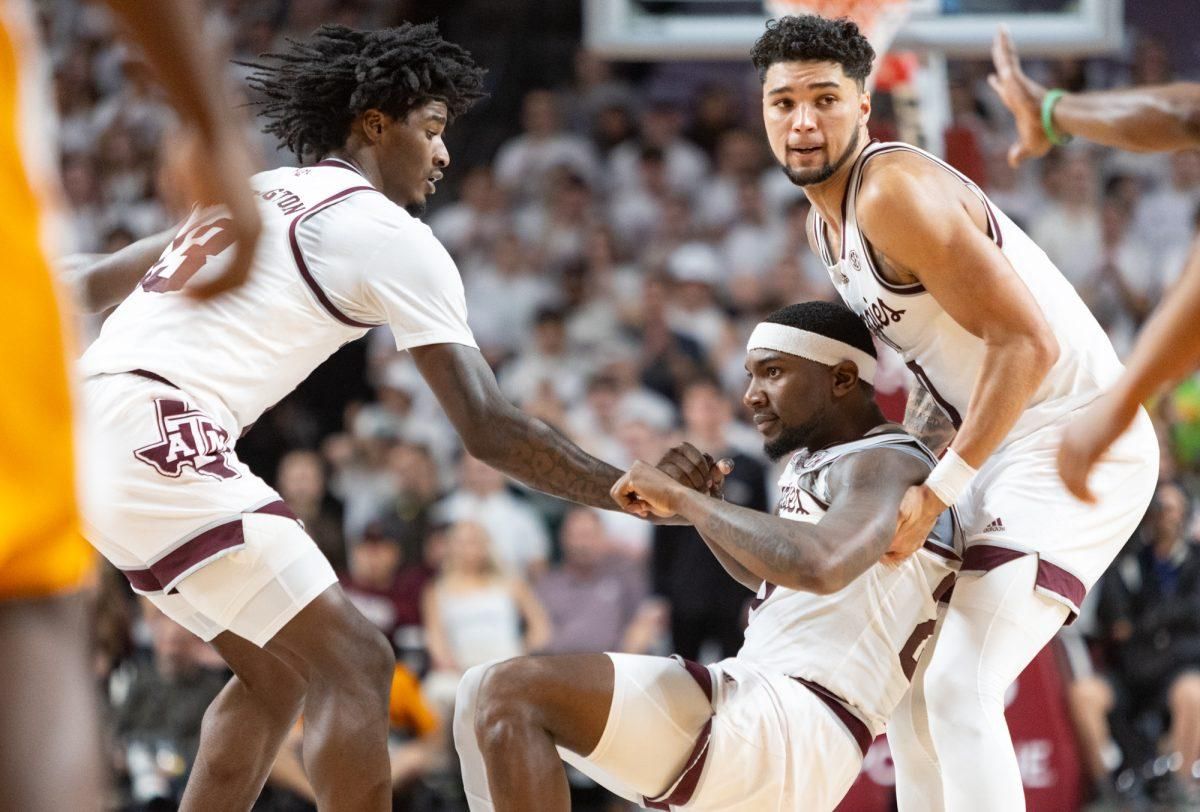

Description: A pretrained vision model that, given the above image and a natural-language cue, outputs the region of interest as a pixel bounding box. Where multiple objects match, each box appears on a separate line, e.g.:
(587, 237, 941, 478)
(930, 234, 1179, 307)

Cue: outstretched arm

(102, 0, 260, 297)
(613, 448, 931, 594)
(410, 342, 628, 509)
(989, 26, 1200, 163)
(64, 229, 174, 312)
(1059, 241, 1200, 500)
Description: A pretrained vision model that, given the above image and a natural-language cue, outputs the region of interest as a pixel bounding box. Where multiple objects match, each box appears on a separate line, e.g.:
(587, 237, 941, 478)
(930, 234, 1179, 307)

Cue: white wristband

(924, 448, 977, 507)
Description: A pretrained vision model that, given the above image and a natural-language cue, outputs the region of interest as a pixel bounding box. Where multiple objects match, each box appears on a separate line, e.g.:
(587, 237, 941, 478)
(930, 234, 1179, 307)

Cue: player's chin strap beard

(782, 126, 861, 188)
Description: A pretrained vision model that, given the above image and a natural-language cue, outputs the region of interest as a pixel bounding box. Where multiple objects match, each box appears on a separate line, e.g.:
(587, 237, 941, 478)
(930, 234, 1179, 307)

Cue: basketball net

(762, 0, 916, 92)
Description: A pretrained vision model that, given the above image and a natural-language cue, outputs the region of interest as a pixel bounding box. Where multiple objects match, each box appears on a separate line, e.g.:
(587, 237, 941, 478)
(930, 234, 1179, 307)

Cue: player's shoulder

(825, 428, 933, 491)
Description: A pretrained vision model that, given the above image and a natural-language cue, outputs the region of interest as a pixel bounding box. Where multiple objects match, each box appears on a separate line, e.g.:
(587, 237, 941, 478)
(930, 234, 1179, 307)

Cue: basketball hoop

(762, 0, 915, 90)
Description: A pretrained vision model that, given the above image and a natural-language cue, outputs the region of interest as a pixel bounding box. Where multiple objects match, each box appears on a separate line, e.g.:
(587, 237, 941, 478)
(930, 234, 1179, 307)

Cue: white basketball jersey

(814, 141, 1123, 446)
(738, 427, 960, 736)
(80, 159, 476, 434)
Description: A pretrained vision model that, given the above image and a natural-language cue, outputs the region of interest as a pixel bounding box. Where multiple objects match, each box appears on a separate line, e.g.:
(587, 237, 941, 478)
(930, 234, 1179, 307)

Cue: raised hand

(882, 483, 946, 566)
(988, 26, 1052, 168)
(655, 442, 735, 498)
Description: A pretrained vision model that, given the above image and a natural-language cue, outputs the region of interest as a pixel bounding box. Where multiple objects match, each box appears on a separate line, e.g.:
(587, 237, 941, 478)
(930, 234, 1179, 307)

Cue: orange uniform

(0, 0, 91, 599)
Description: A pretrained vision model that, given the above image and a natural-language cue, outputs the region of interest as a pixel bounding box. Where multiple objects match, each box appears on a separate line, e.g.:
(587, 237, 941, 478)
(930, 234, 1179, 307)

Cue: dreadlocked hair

(241, 22, 487, 161)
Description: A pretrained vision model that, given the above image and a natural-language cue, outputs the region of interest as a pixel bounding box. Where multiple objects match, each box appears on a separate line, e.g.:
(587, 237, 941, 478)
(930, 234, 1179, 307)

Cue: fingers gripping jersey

(739, 427, 961, 736)
(816, 141, 1123, 447)
(80, 159, 477, 435)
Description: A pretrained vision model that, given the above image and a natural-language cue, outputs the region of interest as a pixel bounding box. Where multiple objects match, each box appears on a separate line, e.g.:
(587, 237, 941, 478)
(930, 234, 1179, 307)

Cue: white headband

(747, 322, 877, 385)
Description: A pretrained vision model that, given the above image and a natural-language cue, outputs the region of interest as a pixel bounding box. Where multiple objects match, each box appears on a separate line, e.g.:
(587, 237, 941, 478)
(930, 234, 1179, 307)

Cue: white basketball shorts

(80, 372, 336, 646)
(561, 654, 864, 811)
(955, 406, 1158, 620)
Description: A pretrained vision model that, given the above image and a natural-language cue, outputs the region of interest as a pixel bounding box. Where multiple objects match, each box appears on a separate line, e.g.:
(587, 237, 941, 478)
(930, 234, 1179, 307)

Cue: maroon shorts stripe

(678, 657, 714, 703)
(120, 500, 297, 593)
(643, 718, 713, 810)
(288, 186, 380, 329)
(959, 544, 1086, 623)
(794, 677, 873, 757)
(922, 540, 962, 563)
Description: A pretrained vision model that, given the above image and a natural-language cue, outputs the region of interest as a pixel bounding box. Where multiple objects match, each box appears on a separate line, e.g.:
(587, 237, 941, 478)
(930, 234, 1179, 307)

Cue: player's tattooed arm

(613, 449, 930, 594)
(903, 380, 956, 457)
(413, 342, 683, 510)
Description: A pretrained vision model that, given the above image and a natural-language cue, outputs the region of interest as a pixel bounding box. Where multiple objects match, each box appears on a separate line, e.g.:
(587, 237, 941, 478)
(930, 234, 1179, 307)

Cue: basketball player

(77, 23, 706, 812)
(453, 301, 960, 812)
(753, 15, 1158, 811)
(0, 1, 260, 810)
(988, 27, 1200, 501)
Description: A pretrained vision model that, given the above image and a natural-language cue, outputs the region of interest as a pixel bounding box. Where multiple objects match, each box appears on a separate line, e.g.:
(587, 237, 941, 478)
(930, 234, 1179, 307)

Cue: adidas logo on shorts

(982, 517, 1006, 533)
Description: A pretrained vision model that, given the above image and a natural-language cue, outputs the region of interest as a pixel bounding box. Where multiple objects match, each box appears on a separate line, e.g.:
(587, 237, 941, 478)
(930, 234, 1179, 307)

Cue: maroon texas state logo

(134, 399, 240, 480)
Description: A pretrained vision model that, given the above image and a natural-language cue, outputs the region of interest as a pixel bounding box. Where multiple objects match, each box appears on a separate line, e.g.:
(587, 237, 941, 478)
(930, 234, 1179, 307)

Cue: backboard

(584, 0, 1125, 60)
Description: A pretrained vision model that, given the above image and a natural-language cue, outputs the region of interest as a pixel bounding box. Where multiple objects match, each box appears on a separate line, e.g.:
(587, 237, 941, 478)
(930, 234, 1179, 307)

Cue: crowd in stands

(42, 1, 1200, 809)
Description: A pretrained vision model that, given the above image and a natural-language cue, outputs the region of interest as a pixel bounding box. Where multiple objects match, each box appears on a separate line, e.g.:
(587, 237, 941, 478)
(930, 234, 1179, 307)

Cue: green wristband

(1041, 89, 1074, 147)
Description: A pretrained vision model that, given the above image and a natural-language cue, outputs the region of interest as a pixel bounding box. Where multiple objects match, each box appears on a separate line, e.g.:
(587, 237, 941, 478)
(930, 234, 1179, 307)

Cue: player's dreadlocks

(241, 22, 487, 161)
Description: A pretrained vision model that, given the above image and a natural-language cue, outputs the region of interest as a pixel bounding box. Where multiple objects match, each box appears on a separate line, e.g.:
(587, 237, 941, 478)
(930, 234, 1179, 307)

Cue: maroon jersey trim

(313, 157, 366, 177)
(289, 186, 381, 329)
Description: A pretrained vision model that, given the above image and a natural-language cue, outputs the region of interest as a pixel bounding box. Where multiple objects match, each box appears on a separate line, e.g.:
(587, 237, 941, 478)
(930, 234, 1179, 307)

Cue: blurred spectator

(1133, 150, 1200, 270)
(276, 450, 346, 573)
(462, 231, 557, 360)
(340, 523, 430, 649)
(111, 600, 227, 809)
(686, 83, 743, 159)
(1030, 149, 1103, 288)
(428, 165, 509, 266)
(421, 521, 551, 722)
(498, 306, 586, 407)
(494, 88, 599, 206)
(434, 455, 551, 580)
(536, 507, 658, 654)
(1079, 193, 1158, 356)
(1088, 481, 1200, 803)
(607, 101, 709, 200)
(652, 378, 769, 663)
(665, 242, 736, 358)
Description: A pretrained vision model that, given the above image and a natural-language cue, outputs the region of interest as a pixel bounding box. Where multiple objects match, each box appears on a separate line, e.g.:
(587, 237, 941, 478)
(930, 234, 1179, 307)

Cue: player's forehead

(408, 98, 449, 124)
(762, 60, 854, 96)
(745, 347, 800, 371)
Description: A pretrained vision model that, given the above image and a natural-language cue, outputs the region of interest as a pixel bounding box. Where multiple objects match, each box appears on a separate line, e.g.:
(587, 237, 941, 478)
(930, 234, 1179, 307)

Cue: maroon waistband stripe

(644, 718, 713, 810)
(960, 543, 1086, 624)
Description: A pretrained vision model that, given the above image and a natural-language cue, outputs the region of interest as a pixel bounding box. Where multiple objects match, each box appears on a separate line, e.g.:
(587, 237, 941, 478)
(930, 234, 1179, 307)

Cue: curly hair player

(77, 23, 706, 812)
(751, 14, 1159, 811)
(454, 301, 961, 812)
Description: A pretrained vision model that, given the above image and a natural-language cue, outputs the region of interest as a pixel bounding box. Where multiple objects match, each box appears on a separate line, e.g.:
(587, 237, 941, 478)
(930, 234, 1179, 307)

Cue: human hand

(611, 460, 686, 518)
(172, 128, 263, 299)
(1058, 390, 1139, 503)
(882, 483, 946, 565)
(987, 25, 1053, 168)
(655, 442, 735, 498)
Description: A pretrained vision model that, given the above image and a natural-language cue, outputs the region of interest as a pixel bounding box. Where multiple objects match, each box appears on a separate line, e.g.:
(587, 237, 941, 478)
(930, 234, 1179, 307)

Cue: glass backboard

(584, 0, 1124, 59)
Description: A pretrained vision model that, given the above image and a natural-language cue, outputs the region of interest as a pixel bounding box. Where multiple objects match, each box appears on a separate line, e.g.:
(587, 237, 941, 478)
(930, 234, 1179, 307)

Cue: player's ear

(831, 361, 860, 397)
(859, 88, 872, 127)
(360, 109, 388, 143)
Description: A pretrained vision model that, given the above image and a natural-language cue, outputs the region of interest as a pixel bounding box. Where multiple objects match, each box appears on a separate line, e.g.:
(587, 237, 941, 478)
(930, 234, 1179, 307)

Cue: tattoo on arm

(904, 382, 956, 456)
(485, 410, 625, 510)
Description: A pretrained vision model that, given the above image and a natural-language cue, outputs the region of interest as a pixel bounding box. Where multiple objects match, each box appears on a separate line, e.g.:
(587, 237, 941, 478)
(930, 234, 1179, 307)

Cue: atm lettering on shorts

(134, 399, 240, 480)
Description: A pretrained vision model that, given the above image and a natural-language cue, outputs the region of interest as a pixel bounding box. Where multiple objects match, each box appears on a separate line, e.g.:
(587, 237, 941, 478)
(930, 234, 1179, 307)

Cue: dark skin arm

(989, 26, 1200, 162)
(103, 0, 260, 298)
(410, 342, 634, 509)
(613, 447, 932, 594)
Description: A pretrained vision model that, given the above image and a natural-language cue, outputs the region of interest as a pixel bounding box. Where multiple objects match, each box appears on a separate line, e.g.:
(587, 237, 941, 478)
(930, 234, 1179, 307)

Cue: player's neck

(328, 147, 380, 189)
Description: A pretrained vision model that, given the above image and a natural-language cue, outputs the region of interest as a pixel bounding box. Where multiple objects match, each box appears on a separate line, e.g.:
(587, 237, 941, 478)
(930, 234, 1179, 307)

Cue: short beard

(763, 415, 823, 462)
(781, 127, 861, 188)
(405, 201, 427, 217)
